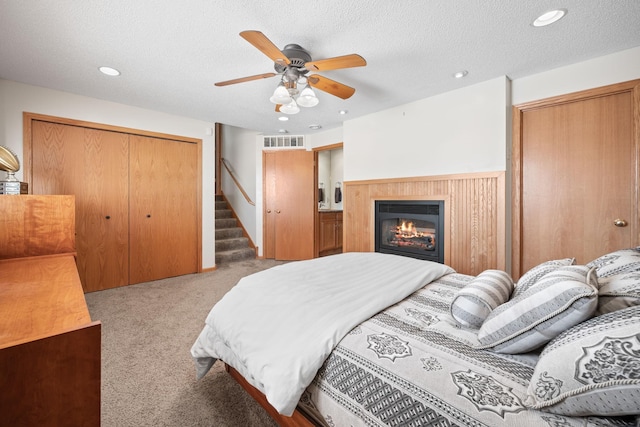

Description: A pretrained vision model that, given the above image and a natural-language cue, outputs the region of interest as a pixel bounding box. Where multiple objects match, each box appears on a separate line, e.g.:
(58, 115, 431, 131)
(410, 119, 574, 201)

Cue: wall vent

(263, 135, 305, 148)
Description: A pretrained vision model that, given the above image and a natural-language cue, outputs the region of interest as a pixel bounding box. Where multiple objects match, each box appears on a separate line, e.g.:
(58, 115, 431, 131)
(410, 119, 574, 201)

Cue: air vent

(263, 135, 305, 148)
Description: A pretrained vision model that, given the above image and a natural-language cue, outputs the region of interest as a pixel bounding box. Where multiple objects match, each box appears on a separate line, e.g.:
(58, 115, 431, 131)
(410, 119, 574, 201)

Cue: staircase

(215, 195, 256, 264)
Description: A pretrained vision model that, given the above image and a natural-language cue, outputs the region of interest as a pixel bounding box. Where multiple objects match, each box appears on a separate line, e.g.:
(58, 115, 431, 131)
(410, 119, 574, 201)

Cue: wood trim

(23, 112, 201, 143)
(347, 170, 503, 186)
(343, 171, 505, 276)
(225, 364, 317, 427)
(22, 111, 204, 274)
(215, 122, 222, 195)
(511, 79, 640, 278)
(513, 79, 640, 111)
(312, 142, 343, 151)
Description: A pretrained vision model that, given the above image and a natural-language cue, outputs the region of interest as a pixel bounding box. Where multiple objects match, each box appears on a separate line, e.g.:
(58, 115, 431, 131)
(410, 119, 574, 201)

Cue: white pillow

(587, 247, 640, 315)
(512, 258, 575, 298)
(477, 265, 598, 354)
(450, 269, 513, 328)
(525, 305, 640, 416)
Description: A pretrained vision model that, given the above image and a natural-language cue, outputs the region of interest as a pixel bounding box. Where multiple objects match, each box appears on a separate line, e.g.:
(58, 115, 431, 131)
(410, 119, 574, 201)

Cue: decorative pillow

(525, 305, 640, 416)
(512, 258, 576, 298)
(587, 247, 640, 315)
(477, 265, 598, 354)
(596, 272, 640, 315)
(450, 269, 514, 328)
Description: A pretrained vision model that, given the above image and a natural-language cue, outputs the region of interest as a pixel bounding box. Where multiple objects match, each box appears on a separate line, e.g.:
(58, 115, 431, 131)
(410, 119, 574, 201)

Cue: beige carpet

(85, 259, 286, 427)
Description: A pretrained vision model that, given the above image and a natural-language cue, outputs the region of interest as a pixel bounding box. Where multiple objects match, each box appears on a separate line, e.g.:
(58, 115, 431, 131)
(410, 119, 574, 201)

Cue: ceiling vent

(263, 135, 305, 148)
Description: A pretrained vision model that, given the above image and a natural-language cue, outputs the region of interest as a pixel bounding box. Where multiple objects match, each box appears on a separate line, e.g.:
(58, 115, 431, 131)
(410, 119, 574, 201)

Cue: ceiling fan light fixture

(297, 85, 319, 108)
(279, 99, 300, 115)
(270, 82, 292, 104)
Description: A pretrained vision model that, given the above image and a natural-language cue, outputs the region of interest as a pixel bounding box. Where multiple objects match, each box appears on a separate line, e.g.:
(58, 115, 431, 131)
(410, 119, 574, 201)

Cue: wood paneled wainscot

(343, 172, 506, 276)
(0, 195, 101, 426)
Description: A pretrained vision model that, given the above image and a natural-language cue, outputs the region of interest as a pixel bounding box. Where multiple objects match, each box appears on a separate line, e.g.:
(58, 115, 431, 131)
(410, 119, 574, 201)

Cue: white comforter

(190, 252, 454, 416)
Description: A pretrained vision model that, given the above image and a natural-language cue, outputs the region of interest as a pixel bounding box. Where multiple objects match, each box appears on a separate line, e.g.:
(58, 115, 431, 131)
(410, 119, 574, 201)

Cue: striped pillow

(512, 258, 575, 298)
(586, 247, 640, 314)
(477, 265, 598, 354)
(450, 270, 514, 328)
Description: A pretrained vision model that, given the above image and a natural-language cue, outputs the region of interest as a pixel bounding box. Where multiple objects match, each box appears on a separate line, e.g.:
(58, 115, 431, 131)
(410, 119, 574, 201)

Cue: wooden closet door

(516, 87, 637, 274)
(263, 150, 315, 260)
(129, 135, 198, 284)
(31, 121, 130, 292)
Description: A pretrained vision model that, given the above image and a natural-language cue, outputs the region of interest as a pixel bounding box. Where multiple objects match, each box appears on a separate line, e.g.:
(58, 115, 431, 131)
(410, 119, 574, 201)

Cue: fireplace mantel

(342, 171, 505, 276)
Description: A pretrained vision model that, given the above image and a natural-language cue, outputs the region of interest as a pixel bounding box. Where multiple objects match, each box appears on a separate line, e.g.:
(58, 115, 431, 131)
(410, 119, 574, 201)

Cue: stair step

(216, 236, 249, 252)
(216, 209, 233, 219)
(215, 247, 255, 263)
(214, 196, 254, 265)
(216, 218, 238, 229)
(216, 227, 243, 239)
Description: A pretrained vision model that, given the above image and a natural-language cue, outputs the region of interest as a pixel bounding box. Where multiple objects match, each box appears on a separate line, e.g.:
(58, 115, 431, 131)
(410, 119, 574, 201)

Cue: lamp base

(0, 181, 28, 195)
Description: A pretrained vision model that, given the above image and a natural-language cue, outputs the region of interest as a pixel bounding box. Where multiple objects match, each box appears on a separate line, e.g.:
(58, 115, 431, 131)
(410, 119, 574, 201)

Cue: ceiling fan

(215, 31, 366, 113)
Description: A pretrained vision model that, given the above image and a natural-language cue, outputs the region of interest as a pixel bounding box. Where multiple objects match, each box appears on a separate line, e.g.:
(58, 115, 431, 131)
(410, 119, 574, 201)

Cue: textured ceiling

(1, 1, 639, 136)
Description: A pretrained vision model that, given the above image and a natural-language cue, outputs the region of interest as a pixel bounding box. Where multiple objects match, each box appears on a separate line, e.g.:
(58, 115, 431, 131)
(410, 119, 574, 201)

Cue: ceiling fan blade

(215, 73, 276, 86)
(305, 54, 367, 72)
(308, 74, 356, 100)
(240, 30, 291, 66)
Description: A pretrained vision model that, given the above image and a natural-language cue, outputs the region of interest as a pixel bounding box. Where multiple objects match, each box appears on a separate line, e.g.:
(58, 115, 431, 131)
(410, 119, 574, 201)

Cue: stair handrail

(221, 157, 255, 206)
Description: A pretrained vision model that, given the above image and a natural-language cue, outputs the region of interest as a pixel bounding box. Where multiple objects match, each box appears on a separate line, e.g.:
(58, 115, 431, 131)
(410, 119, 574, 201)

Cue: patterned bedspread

(298, 273, 635, 427)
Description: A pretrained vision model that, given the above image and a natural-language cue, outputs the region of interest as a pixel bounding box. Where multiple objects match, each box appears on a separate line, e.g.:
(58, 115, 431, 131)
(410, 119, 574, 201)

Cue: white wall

(512, 46, 640, 105)
(0, 79, 217, 269)
(306, 127, 343, 149)
(221, 124, 259, 243)
(343, 76, 509, 181)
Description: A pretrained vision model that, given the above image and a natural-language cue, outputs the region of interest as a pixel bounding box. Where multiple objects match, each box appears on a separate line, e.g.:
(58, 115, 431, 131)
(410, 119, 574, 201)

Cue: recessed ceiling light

(532, 9, 567, 27)
(339, 110, 348, 115)
(278, 116, 289, 121)
(278, 129, 288, 134)
(453, 70, 468, 79)
(309, 124, 322, 130)
(99, 66, 120, 76)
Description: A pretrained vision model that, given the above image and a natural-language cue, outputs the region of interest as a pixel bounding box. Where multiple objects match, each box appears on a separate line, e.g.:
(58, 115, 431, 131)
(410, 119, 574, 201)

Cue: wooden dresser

(0, 195, 101, 426)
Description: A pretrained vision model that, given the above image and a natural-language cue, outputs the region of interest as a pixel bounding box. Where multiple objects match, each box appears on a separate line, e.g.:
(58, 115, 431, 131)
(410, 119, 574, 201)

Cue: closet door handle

(105, 215, 111, 220)
(614, 218, 628, 227)
(275, 209, 281, 214)
(146, 214, 151, 218)
(267, 209, 272, 213)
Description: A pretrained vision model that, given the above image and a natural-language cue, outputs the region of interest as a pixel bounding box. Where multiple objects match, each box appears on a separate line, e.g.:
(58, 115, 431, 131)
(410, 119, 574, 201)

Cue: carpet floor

(85, 258, 285, 427)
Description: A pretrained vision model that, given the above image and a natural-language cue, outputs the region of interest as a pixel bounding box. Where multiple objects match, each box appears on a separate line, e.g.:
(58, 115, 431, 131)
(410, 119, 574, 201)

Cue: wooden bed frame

(225, 363, 319, 427)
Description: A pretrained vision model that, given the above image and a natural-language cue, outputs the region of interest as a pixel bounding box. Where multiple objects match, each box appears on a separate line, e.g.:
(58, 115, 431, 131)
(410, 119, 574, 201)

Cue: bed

(191, 251, 640, 426)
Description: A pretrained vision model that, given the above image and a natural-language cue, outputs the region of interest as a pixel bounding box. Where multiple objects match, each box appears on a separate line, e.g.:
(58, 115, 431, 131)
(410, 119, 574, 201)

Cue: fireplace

(375, 200, 444, 264)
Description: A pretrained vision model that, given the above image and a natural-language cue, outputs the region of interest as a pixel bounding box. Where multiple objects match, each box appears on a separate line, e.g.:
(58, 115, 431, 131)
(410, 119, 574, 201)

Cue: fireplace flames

(388, 220, 436, 251)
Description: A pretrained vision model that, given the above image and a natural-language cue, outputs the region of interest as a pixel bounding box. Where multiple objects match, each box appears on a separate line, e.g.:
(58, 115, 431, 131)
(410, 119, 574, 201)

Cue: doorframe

(511, 79, 640, 278)
(22, 112, 204, 273)
(312, 143, 343, 258)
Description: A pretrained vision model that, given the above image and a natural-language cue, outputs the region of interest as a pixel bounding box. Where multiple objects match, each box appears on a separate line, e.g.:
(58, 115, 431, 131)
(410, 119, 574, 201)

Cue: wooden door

(31, 121, 130, 292)
(129, 135, 198, 284)
(263, 150, 315, 260)
(513, 81, 639, 277)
